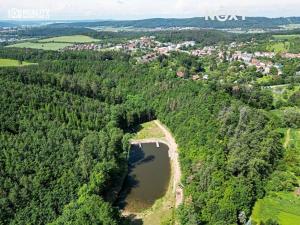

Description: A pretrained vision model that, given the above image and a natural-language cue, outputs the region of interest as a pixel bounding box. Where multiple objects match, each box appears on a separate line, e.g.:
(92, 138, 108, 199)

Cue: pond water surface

(118, 142, 171, 213)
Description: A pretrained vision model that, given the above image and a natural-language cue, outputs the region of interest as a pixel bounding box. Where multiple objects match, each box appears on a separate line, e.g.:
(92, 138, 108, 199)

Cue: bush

(283, 108, 300, 128)
(265, 171, 298, 192)
(265, 218, 280, 225)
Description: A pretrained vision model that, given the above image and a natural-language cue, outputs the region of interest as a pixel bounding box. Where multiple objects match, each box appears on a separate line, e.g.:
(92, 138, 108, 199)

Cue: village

(61, 36, 300, 81)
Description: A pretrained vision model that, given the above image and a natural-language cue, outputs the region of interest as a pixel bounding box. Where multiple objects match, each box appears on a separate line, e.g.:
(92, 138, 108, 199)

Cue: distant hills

(0, 20, 90, 28)
(45, 17, 300, 29)
(1, 17, 300, 29)
(0, 21, 17, 27)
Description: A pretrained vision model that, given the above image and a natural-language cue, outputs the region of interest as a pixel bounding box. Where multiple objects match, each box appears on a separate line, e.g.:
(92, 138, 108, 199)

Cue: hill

(47, 17, 300, 29)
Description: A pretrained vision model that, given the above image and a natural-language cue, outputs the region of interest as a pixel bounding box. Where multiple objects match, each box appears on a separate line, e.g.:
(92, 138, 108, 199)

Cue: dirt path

(153, 120, 183, 207)
(284, 128, 291, 148)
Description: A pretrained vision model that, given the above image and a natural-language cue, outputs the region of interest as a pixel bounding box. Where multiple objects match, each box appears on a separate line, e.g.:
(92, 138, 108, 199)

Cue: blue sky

(0, 0, 300, 20)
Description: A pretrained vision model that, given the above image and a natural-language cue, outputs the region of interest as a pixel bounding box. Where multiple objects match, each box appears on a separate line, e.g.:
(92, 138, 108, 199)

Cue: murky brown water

(118, 142, 171, 213)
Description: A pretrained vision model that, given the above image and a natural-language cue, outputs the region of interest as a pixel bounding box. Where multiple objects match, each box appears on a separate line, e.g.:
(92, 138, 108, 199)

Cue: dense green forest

(0, 47, 288, 224)
(14, 27, 95, 38)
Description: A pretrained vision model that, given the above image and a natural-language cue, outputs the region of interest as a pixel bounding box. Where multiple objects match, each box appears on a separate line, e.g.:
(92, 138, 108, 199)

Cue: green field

(267, 41, 290, 53)
(0, 58, 35, 67)
(257, 75, 274, 85)
(132, 120, 165, 140)
(270, 35, 300, 53)
(6, 35, 100, 51)
(6, 42, 73, 51)
(252, 192, 300, 225)
(273, 34, 300, 40)
(38, 35, 100, 43)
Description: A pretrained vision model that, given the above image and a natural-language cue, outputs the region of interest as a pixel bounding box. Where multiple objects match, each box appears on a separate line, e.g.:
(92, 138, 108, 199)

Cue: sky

(0, 0, 300, 20)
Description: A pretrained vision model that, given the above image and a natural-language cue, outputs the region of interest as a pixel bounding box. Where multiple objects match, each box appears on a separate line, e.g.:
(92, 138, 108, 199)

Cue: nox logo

(205, 15, 246, 22)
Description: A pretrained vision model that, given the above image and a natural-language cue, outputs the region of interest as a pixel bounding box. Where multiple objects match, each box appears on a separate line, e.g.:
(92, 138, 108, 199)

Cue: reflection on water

(118, 142, 171, 213)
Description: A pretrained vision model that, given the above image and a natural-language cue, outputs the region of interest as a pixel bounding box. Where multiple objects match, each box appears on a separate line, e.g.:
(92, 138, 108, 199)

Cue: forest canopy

(0, 47, 285, 225)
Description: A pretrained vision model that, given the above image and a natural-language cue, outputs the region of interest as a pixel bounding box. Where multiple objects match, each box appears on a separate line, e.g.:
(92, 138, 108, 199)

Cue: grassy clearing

(0, 58, 35, 67)
(6, 35, 101, 51)
(133, 120, 165, 140)
(38, 35, 100, 43)
(257, 75, 274, 85)
(6, 42, 73, 51)
(252, 192, 300, 225)
(267, 41, 290, 53)
(273, 34, 300, 40)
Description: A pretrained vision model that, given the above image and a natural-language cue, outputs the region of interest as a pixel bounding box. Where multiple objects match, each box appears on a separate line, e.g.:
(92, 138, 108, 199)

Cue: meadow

(6, 35, 100, 51)
(252, 192, 300, 225)
(6, 42, 73, 51)
(266, 41, 290, 53)
(132, 120, 165, 140)
(0, 58, 35, 67)
(273, 34, 300, 40)
(270, 34, 300, 53)
(38, 35, 100, 43)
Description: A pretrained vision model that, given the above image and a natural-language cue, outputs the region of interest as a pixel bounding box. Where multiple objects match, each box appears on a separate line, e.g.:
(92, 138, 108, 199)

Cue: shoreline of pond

(118, 120, 183, 224)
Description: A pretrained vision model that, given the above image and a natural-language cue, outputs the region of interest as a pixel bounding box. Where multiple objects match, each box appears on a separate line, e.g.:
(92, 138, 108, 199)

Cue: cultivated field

(6, 42, 73, 51)
(6, 35, 100, 51)
(0, 58, 35, 67)
(38, 35, 100, 43)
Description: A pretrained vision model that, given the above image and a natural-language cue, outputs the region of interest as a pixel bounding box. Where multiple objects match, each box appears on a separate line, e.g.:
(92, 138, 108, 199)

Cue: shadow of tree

(117, 173, 140, 210)
(137, 155, 155, 165)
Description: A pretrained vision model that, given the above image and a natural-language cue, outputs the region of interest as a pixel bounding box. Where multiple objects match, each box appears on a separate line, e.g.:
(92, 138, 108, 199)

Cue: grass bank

(0, 58, 36, 67)
(252, 192, 300, 225)
(38, 35, 100, 43)
(6, 42, 73, 51)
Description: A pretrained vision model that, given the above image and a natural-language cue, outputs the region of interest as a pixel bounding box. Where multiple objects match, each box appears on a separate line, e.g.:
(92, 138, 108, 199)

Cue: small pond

(118, 142, 171, 213)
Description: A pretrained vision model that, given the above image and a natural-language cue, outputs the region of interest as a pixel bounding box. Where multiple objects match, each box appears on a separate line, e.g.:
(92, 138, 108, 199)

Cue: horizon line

(1, 15, 300, 22)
